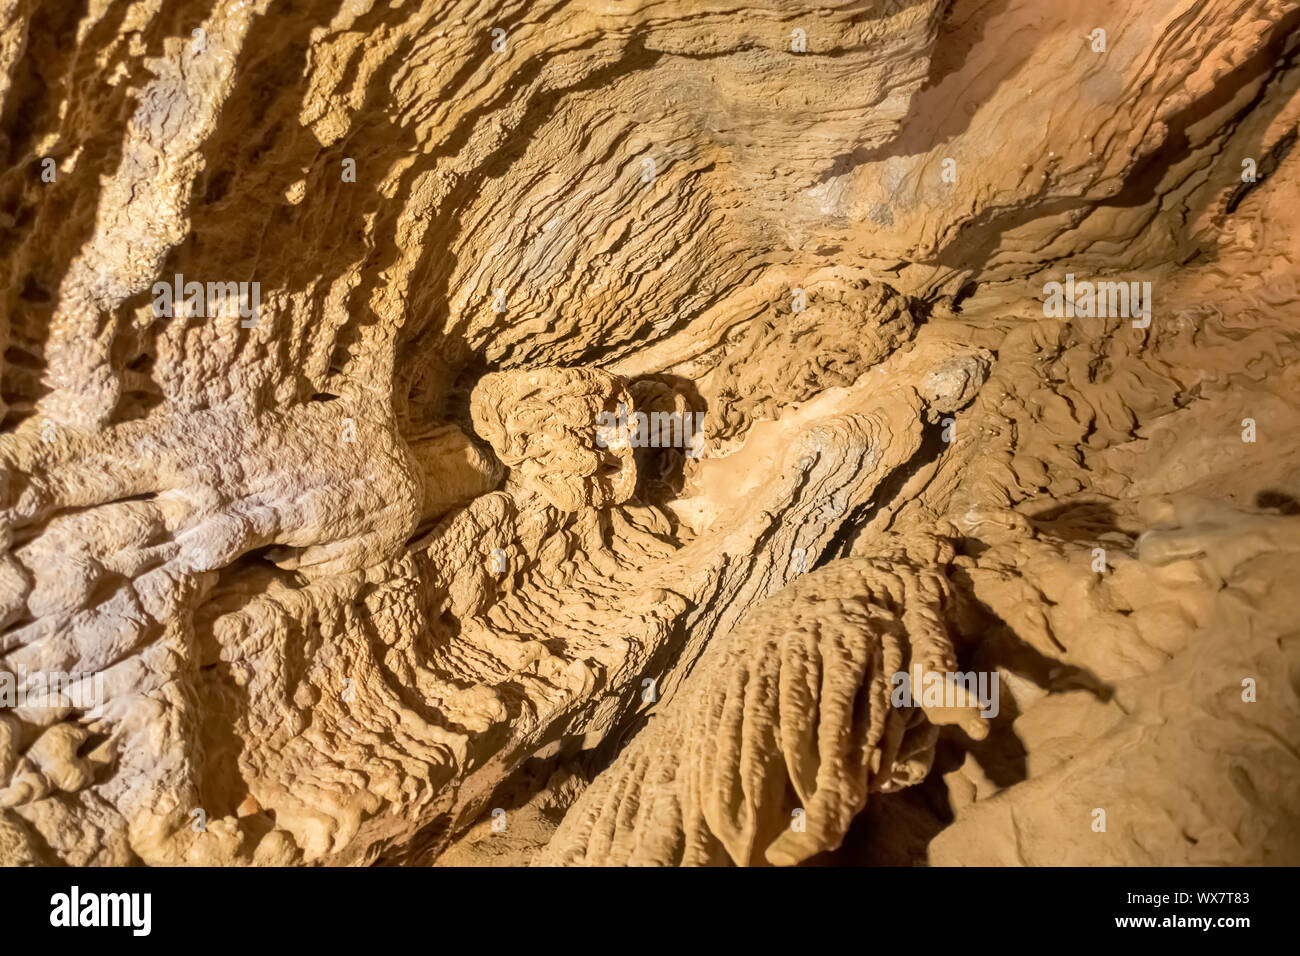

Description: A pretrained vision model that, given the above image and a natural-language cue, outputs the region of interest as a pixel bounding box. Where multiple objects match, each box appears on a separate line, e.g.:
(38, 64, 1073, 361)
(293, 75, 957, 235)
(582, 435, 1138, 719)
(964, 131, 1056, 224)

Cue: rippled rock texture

(1, 0, 1298, 866)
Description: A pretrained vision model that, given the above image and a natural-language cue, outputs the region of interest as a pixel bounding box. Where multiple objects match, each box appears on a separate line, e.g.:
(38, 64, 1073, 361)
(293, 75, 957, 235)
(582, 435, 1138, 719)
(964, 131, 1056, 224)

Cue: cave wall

(0, 0, 1298, 866)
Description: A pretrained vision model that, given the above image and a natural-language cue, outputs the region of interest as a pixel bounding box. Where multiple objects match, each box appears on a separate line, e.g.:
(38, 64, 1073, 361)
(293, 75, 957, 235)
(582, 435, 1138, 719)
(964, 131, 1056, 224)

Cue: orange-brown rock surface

(0, 0, 1297, 867)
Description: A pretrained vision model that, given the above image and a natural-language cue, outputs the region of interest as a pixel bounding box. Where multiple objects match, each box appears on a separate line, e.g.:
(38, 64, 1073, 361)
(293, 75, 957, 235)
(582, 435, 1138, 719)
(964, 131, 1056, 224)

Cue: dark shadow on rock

(1256, 489, 1300, 515)
(1022, 498, 1126, 543)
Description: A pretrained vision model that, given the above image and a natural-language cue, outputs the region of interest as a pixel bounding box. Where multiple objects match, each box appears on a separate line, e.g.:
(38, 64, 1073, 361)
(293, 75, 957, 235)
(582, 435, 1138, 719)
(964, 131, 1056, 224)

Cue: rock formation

(536, 533, 989, 867)
(0, 0, 1297, 867)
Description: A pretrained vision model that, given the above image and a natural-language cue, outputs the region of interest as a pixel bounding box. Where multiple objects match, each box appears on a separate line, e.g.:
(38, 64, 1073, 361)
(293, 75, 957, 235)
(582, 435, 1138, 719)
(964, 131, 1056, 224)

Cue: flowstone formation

(1, 0, 1299, 867)
(536, 533, 989, 867)
(470, 366, 637, 511)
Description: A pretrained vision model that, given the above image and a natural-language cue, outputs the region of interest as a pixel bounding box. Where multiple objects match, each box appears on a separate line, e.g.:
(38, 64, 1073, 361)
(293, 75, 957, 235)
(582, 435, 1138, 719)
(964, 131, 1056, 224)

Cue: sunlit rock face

(1, 0, 1298, 867)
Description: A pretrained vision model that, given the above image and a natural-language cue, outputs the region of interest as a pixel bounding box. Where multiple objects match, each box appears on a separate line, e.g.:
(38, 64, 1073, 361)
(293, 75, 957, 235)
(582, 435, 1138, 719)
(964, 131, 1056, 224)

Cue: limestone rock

(0, 0, 1296, 868)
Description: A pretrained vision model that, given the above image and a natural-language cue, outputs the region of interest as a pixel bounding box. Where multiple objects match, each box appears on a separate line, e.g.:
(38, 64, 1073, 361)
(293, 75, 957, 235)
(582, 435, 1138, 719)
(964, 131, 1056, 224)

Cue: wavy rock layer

(0, 0, 1298, 865)
(536, 534, 988, 867)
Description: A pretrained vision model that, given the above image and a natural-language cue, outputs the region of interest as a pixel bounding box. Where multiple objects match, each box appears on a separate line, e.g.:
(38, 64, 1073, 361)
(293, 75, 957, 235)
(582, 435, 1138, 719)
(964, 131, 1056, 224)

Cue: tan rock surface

(0, 0, 1297, 866)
